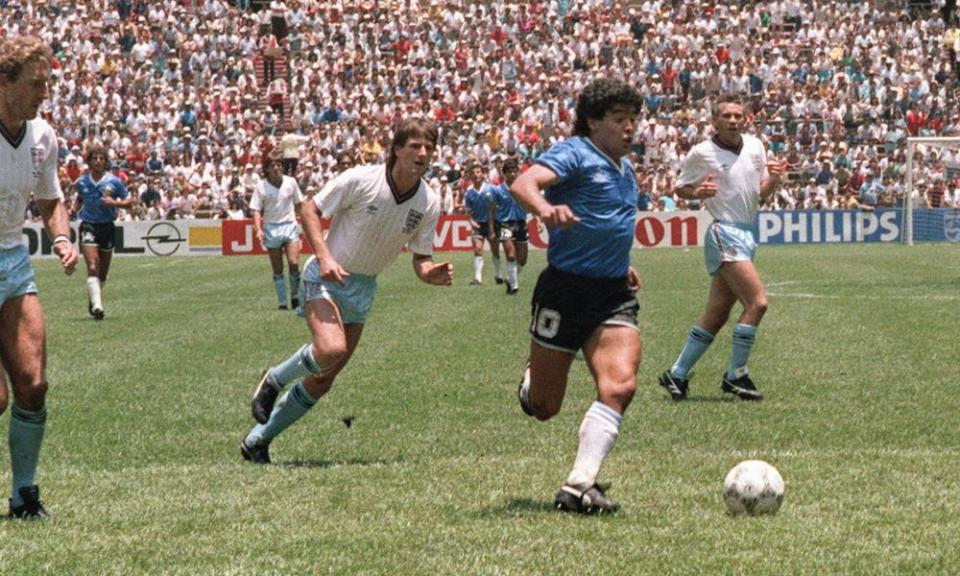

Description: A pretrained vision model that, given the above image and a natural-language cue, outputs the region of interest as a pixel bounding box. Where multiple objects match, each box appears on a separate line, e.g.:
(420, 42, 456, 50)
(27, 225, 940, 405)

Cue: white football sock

(566, 401, 622, 487)
(492, 256, 502, 279)
(87, 276, 103, 310)
(473, 255, 483, 282)
(507, 261, 518, 289)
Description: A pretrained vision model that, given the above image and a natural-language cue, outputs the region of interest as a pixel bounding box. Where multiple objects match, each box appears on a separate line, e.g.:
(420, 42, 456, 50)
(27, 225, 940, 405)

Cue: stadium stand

(2, 0, 958, 221)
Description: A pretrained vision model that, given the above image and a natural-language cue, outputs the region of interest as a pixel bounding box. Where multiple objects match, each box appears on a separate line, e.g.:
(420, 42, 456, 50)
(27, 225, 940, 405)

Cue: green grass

(1, 244, 958, 575)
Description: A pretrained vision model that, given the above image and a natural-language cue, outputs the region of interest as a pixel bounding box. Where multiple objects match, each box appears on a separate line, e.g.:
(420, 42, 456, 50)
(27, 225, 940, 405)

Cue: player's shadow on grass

(278, 457, 402, 469)
(475, 497, 558, 517)
(671, 396, 738, 403)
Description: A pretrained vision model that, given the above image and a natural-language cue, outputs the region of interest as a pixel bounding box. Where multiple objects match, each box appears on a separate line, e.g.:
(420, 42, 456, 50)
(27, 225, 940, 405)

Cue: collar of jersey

(582, 136, 625, 175)
(385, 164, 420, 205)
(0, 119, 26, 149)
(711, 135, 744, 155)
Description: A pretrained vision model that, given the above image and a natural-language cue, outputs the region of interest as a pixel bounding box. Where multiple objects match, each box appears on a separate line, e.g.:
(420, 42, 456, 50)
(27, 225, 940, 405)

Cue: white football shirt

(250, 174, 303, 224)
(677, 133, 768, 225)
(0, 118, 62, 249)
(313, 164, 439, 276)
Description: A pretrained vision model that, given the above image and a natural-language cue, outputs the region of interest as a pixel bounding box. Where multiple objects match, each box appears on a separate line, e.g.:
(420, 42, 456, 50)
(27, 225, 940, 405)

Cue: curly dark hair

(572, 79, 643, 137)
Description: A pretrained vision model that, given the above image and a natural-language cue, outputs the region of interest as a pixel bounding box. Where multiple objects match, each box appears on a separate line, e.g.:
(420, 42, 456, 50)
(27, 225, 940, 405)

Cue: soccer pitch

(1, 244, 958, 575)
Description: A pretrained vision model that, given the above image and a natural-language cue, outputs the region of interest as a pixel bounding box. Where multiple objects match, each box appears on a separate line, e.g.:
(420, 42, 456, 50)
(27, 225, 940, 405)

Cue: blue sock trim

(11, 404, 47, 425)
(290, 381, 317, 408)
(271, 343, 323, 386)
(690, 325, 715, 345)
(299, 343, 320, 373)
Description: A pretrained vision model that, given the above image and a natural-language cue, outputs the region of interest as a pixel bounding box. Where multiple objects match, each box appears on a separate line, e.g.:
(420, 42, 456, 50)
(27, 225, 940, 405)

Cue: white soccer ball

(723, 460, 785, 516)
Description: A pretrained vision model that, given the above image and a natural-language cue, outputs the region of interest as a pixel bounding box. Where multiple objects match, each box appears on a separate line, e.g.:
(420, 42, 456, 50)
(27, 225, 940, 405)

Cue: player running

(657, 95, 785, 401)
(490, 158, 528, 295)
(73, 145, 135, 320)
(242, 117, 453, 464)
(511, 79, 644, 514)
(462, 159, 502, 286)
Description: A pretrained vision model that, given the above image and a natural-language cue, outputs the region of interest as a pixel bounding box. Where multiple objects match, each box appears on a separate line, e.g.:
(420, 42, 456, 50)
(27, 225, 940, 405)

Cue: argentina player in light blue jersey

(462, 160, 502, 285)
(489, 157, 527, 295)
(0, 36, 78, 519)
(511, 79, 643, 514)
(72, 145, 135, 320)
(658, 96, 785, 402)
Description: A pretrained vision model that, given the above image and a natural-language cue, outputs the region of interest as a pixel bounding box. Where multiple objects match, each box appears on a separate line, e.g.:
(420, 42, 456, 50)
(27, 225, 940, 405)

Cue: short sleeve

(35, 128, 62, 201)
(314, 167, 357, 217)
(534, 138, 580, 184)
(676, 146, 710, 188)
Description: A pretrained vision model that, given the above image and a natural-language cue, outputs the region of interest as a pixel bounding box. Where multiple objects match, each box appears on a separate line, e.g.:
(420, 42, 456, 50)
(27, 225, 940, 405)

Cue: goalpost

(903, 136, 960, 245)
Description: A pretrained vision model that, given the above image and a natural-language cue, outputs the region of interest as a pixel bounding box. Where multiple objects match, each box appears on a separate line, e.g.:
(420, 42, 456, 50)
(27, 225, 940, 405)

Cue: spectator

(4, 0, 954, 223)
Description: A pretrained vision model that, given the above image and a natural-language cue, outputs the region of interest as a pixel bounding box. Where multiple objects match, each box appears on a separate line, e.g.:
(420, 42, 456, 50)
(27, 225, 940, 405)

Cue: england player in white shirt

(242, 117, 453, 463)
(659, 96, 785, 402)
(0, 36, 79, 518)
(250, 149, 304, 310)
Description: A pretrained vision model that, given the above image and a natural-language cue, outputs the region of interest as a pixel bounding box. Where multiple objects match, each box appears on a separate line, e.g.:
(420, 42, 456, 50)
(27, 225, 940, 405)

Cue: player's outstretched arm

(38, 198, 77, 275)
(300, 200, 349, 285)
(412, 254, 453, 286)
(510, 164, 579, 229)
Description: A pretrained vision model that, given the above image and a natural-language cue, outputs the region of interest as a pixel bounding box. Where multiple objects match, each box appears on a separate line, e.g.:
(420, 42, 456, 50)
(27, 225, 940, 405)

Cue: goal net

(903, 136, 960, 245)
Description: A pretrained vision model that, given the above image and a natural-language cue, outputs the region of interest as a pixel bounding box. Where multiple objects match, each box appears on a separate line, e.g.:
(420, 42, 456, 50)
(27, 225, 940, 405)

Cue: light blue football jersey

(535, 136, 638, 279)
(76, 172, 128, 224)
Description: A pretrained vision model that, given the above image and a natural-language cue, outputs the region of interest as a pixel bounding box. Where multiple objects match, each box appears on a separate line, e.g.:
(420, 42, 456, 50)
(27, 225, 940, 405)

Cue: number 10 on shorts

(532, 304, 561, 339)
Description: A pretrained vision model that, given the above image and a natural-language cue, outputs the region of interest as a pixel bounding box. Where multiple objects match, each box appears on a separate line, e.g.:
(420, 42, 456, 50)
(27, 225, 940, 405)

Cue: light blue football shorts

(299, 256, 378, 325)
(704, 221, 756, 277)
(263, 221, 301, 250)
(0, 245, 38, 304)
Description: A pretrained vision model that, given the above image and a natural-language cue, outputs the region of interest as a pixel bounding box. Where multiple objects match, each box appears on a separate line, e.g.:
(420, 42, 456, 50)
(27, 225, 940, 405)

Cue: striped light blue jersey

(463, 186, 495, 223)
(489, 182, 528, 222)
(536, 136, 638, 279)
(76, 172, 128, 224)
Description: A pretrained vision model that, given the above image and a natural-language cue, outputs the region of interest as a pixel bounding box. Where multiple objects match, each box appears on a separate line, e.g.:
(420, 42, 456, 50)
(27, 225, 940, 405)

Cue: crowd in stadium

(4, 0, 959, 223)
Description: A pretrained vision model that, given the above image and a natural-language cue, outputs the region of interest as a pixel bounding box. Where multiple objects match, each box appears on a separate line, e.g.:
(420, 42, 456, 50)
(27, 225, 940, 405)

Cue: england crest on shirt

(403, 208, 424, 234)
(944, 211, 960, 242)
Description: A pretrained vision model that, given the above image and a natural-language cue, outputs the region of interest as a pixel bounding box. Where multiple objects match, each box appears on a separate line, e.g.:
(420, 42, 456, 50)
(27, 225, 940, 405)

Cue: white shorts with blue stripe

(704, 221, 756, 277)
(299, 256, 378, 325)
(263, 221, 301, 250)
(0, 245, 38, 305)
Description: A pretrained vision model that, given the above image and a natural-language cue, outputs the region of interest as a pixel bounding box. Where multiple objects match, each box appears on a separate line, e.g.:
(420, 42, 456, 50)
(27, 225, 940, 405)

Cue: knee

(289, 263, 300, 275)
(13, 379, 48, 411)
(311, 341, 348, 370)
(302, 372, 335, 399)
(750, 297, 769, 319)
(601, 377, 636, 411)
(531, 397, 562, 421)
